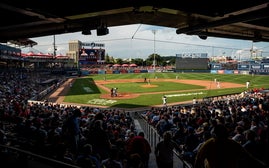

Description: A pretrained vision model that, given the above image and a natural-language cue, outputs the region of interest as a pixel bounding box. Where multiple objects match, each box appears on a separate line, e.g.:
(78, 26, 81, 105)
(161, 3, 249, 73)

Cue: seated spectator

(76, 143, 101, 168)
(155, 131, 180, 168)
(194, 124, 268, 168)
(101, 146, 123, 168)
(242, 129, 260, 159)
(232, 125, 246, 145)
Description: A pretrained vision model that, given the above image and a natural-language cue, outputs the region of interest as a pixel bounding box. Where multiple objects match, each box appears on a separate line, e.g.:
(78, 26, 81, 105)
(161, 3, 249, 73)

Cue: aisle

(148, 151, 185, 168)
(133, 119, 186, 168)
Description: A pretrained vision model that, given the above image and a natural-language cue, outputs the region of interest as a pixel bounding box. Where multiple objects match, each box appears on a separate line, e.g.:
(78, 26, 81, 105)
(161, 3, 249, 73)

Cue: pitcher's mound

(141, 84, 158, 88)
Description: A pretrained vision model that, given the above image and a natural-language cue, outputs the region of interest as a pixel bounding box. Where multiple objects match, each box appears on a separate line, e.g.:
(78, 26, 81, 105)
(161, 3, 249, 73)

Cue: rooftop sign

(82, 42, 105, 48)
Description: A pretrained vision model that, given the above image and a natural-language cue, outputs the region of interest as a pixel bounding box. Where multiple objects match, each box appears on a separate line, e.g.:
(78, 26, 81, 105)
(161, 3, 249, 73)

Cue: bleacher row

(0, 70, 268, 168)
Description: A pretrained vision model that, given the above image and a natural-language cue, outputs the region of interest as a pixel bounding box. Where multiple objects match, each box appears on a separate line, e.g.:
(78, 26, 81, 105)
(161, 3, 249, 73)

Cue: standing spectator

(128, 132, 151, 168)
(155, 131, 179, 168)
(194, 124, 267, 168)
(62, 108, 82, 156)
(125, 132, 136, 156)
(86, 119, 112, 160)
(128, 153, 144, 168)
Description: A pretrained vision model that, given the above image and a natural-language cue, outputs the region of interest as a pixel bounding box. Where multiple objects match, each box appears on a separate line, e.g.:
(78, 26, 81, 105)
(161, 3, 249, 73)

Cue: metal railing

(132, 112, 193, 168)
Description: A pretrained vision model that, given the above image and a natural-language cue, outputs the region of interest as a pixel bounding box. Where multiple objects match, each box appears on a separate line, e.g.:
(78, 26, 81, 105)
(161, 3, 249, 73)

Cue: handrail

(0, 144, 80, 168)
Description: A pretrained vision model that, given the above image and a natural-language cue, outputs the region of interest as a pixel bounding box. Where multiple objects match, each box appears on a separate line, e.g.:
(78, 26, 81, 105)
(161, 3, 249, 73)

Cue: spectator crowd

(142, 89, 269, 167)
(0, 69, 268, 168)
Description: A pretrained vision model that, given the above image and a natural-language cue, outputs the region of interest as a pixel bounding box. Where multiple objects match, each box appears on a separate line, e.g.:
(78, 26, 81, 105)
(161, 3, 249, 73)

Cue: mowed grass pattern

(104, 81, 204, 93)
(64, 73, 269, 108)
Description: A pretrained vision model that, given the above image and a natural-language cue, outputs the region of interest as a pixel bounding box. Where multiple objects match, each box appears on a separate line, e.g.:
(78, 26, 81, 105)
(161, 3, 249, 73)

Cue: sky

(22, 24, 269, 60)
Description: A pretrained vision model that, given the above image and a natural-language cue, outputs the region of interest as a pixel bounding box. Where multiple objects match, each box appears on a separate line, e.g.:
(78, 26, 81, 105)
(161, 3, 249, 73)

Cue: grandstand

(0, 68, 268, 168)
(0, 42, 268, 168)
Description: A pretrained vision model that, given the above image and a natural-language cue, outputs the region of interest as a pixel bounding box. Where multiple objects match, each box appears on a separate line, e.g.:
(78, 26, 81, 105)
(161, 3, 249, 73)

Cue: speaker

(97, 27, 109, 36)
(82, 29, 91, 35)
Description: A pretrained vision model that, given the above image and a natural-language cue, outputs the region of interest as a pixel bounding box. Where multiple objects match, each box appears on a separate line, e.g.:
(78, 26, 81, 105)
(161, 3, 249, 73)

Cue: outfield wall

(80, 68, 269, 75)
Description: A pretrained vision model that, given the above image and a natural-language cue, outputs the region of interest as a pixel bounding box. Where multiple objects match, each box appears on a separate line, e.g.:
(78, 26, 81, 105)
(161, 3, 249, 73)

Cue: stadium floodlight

(81, 25, 92, 35)
(97, 23, 109, 36)
(97, 27, 109, 36)
(152, 29, 156, 71)
(82, 29, 92, 35)
(198, 35, 207, 40)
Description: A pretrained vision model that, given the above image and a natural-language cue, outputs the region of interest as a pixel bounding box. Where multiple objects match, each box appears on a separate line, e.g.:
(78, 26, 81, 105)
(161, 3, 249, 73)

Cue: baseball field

(48, 73, 269, 109)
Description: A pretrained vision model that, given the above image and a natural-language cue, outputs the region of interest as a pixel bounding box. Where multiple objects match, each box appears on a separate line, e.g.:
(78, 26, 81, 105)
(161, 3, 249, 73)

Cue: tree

(132, 58, 144, 66)
(105, 54, 110, 63)
(115, 58, 123, 64)
(147, 53, 162, 66)
(105, 52, 177, 67)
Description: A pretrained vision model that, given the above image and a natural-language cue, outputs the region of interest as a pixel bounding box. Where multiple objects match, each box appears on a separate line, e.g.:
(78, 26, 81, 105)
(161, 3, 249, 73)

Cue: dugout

(39, 78, 58, 86)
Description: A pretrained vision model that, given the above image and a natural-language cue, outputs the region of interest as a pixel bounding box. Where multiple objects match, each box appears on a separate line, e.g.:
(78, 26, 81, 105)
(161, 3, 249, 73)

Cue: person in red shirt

(128, 132, 151, 168)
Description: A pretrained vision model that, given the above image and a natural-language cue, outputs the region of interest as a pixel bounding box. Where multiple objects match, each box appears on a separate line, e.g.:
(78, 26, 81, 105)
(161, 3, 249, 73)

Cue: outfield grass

(63, 73, 269, 108)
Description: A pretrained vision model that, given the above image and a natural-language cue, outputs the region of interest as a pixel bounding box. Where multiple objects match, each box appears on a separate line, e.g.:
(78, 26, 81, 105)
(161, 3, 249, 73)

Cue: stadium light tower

(53, 35, 57, 57)
(152, 29, 156, 71)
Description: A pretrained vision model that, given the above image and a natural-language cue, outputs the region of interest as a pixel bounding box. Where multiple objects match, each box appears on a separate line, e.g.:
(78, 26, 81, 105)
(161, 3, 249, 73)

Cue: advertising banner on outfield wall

(106, 70, 113, 74)
(81, 70, 89, 75)
(224, 70, 233, 74)
(98, 70, 105, 74)
(234, 70, 239, 74)
(128, 70, 134, 73)
(134, 69, 142, 73)
(211, 70, 239, 74)
(239, 71, 249, 75)
(218, 70, 225, 74)
(114, 70, 120, 74)
(120, 69, 128, 73)
(263, 64, 269, 69)
(89, 70, 98, 74)
(210, 70, 218, 74)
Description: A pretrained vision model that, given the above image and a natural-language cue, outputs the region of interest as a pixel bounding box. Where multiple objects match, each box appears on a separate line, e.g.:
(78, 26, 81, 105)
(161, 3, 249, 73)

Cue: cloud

(21, 24, 269, 59)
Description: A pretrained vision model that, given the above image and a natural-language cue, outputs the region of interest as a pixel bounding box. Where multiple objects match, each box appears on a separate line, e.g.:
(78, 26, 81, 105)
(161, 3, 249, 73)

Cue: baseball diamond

(44, 73, 268, 109)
